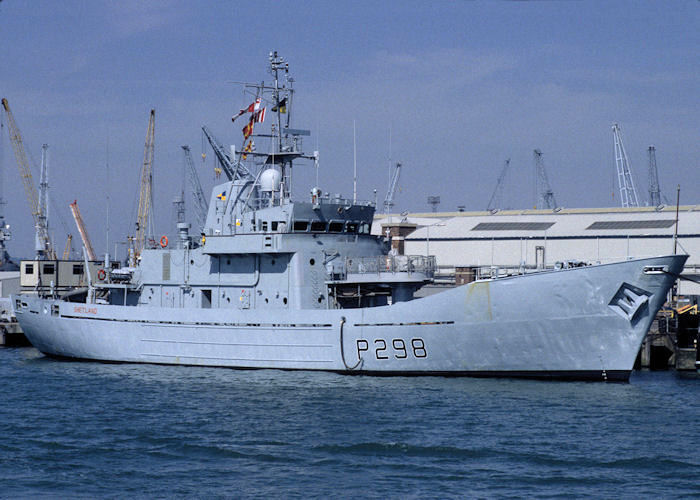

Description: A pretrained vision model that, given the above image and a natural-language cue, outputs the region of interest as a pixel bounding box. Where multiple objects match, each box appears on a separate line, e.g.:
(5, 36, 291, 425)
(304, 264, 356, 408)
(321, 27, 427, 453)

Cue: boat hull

(13, 255, 686, 381)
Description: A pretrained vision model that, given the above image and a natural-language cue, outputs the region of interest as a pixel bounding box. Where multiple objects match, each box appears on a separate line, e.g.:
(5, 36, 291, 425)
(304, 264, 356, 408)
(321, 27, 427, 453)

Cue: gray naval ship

(14, 52, 687, 381)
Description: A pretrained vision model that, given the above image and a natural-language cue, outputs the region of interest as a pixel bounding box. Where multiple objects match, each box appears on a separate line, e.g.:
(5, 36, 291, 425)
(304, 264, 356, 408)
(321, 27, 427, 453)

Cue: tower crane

(134, 109, 155, 260)
(182, 145, 209, 232)
(647, 146, 663, 207)
(1, 98, 55, 259)
(612, 123, 639, 208)
(533, 149, 557, 209)
(69, 200, 96, 261)
(486, 158, 511, 211)
(383, 161, 402, 214)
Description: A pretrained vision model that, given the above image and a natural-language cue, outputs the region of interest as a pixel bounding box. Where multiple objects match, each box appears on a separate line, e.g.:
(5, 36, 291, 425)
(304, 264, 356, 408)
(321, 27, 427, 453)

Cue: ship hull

(13, 255, 686, 381)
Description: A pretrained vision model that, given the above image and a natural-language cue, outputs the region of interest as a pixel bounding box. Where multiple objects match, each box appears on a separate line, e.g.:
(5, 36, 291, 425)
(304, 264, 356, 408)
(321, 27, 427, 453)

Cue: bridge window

(359, 222, 370, 234)
(73, 264, 84, 275)
(43, 264, 55, 274)
(24, 263, 34, 275)
(293, 220, 309, 232)
(328, 221, 344, 233)
(346, 222, 358, 233)
(310, 221, 326, 232)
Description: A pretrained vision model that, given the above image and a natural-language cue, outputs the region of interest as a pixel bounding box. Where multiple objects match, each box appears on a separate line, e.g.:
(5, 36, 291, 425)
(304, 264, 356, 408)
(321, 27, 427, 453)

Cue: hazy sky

(0, 0, 697, 260)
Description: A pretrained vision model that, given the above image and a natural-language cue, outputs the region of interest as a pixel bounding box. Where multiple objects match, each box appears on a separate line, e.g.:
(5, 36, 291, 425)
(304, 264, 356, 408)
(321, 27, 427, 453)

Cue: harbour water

(1, 346, 698, 498)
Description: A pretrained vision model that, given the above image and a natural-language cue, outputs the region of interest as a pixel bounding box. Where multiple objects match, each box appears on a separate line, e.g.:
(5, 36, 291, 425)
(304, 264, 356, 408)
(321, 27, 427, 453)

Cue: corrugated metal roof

(375, 206, 700, 240)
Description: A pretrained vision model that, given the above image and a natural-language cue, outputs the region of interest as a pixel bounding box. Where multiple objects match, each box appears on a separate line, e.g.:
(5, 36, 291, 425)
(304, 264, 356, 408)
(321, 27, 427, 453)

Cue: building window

(73, 264, 84, 275)
(43, 264, 55, 274)
(25, 264, 34, 275)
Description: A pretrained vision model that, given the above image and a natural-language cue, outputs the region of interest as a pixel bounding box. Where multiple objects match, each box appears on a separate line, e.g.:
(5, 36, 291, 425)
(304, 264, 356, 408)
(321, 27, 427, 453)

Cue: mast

(269, 50, 292, 198)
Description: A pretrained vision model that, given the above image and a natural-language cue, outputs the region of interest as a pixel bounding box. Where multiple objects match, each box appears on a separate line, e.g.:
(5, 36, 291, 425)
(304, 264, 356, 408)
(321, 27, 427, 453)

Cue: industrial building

(375, 205, 700, 295)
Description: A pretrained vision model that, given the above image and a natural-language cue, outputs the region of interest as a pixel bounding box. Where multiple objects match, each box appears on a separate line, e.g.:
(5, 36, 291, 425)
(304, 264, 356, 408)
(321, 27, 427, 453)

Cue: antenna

(106, 135, 110, 260)
(353, 120, 357, 203)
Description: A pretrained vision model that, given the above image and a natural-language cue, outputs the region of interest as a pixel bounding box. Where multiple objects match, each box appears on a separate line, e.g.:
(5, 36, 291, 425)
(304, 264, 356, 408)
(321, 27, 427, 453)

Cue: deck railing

(344, 255, 436, 277)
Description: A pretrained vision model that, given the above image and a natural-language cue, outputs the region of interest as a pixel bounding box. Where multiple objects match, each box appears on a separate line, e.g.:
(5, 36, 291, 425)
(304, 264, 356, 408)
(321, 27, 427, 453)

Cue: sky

(0, 0, 698, 260)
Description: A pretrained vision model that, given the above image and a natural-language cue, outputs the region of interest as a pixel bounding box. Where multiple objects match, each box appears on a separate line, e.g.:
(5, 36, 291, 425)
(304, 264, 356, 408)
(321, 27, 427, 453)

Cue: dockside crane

(647, 145, 664, 207)
(201, 125, 253, 182)
(0, 111, 13, 268)
(38, 144, 51, 258)
(1, 98, 55, 259)
(182, 145, 209, 232)
(383, 161, 402, 214)
(533, 149, 557, 210)
(62, 234, 73, 260)
(69, 200, 96, 261)
(486, 158, 511, 212)
(134, 109, 155, 260)
(612, 123, 639, 208)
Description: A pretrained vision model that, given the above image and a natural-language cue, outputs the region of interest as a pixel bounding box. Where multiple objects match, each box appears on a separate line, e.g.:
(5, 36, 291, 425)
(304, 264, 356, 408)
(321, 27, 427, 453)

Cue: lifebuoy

(160, 235, 168, 248)
(97, 269, 106, 281)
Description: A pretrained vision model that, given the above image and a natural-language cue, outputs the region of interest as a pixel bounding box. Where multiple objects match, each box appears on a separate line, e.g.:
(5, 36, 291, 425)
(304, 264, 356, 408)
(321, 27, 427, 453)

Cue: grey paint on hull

(14, 254, 686, 382)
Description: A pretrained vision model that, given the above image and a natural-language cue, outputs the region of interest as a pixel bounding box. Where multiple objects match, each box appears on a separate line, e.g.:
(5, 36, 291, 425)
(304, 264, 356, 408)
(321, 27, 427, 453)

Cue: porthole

(271, 259, 276, 265)
(317, 296, 323, 303)
(283, 297, 288, 305)
(190, 260, 194, 265)
(309, 258, 315, 266)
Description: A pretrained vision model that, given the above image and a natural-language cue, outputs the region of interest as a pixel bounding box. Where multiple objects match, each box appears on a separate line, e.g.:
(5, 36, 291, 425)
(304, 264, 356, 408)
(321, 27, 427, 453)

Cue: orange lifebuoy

(97, 269, 106, 281)
(160, 235, 168, 248)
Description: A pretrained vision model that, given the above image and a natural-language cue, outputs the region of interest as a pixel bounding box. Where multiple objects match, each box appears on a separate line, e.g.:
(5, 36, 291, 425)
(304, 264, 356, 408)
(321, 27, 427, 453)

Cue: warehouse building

(375, 205, 700, 296)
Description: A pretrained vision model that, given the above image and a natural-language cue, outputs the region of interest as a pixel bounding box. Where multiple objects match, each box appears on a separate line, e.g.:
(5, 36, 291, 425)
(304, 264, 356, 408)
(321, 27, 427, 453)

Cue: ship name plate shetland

(12, 51, 687, 382)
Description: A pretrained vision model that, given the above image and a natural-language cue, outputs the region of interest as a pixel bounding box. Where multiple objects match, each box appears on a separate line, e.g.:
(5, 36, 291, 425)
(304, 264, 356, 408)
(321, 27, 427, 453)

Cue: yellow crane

(1, 98, 55, 259)
(134, 109, 155, 260)
(62, 234, 73, 260)
(69, 200, 96, 261)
